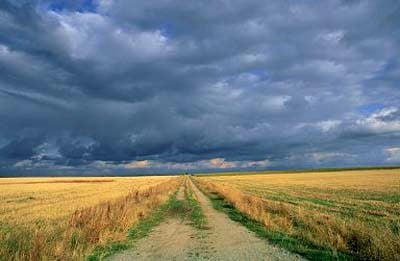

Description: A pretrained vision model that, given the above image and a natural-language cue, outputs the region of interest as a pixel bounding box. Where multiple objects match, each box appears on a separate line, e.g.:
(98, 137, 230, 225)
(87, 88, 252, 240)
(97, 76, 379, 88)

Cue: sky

(0, 0, 400, 176)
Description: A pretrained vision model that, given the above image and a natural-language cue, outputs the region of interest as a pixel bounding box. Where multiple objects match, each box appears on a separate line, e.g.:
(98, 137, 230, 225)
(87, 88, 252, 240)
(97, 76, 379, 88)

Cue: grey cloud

(1, 0, 399, 175)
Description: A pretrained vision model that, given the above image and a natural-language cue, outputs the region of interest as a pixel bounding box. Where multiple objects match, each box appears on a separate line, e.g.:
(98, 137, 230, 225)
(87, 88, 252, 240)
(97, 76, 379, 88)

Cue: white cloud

(356, 107, 400, 133)
(316, 120, 341, 132)
(14, 160, 33, 168)
(51, 11, 172, 63)
(124, 160, 151, 168)
(117, 158, 271, 170)
(208, 158, 236, 169)
(295, 119, 341, 132)
(315, 30, 345, 45)
(309, 152, 350, 162)
(385, 147, 400, 163)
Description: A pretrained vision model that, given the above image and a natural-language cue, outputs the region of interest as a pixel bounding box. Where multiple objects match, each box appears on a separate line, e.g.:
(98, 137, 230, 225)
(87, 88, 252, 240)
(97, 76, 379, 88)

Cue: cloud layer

(1, 0, 400, 175)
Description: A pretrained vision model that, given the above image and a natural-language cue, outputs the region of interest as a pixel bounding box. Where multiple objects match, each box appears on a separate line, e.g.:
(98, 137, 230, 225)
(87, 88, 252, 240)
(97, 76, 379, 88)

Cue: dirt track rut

(109, 178, 306, 260)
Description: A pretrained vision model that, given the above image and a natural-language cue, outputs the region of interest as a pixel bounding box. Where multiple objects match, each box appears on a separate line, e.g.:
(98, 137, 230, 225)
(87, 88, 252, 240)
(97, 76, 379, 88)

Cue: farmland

(1, 170, 399, 261)
(0, 176, 180, 260)
(195, 169, 400, 260)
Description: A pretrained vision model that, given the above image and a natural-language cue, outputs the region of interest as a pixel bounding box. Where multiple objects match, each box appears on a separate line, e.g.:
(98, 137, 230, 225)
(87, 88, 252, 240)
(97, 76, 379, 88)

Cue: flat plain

(1, 169, 399, 261)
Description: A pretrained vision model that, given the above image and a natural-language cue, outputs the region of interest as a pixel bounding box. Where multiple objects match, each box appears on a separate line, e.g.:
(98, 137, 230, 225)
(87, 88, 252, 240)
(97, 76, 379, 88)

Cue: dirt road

(109, 179, 305, 260)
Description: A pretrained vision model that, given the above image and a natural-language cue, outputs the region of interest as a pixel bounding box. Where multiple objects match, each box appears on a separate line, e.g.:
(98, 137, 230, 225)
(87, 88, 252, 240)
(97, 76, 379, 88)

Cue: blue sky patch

(48, 0, 97, 13)
(357, 103, 386, 115)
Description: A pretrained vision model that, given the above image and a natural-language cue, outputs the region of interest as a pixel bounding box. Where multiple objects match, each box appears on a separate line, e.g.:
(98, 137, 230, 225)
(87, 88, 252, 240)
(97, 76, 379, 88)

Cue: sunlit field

(0, 176, 180, 260)
(0, 177, 171, 224)
(195, 169, 400, 260)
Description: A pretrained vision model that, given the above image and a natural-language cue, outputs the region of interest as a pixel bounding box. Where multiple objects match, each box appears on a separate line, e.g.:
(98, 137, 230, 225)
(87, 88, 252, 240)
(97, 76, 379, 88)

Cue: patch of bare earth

(110, 218, 201, 261)
(109, 179, 306, 260)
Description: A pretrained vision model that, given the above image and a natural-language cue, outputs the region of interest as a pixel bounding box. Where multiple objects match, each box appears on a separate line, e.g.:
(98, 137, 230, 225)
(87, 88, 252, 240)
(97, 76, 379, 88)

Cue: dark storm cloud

(1, 0, 400, 175)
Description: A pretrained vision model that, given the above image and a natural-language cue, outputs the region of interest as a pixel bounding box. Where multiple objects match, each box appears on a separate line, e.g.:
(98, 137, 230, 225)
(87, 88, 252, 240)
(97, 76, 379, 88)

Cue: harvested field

(195, 169, 400, 260)
(0, 176, 180, 261)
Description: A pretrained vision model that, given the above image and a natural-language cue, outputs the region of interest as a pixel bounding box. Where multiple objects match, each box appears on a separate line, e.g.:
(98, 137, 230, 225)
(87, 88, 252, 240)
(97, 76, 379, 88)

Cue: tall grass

(194, 176, 400, 261)
(0, 177, 180, 261)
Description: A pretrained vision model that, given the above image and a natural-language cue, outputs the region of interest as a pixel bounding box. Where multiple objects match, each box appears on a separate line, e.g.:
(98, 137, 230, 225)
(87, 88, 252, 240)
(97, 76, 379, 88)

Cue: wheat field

(195, 169, 400, 260)
(0, 176, 180, 260)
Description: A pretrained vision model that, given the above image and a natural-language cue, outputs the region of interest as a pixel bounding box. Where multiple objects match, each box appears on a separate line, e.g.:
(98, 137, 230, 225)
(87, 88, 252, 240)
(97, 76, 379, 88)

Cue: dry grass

(0, 176, 180, 260)
(196, 169, 400, 260)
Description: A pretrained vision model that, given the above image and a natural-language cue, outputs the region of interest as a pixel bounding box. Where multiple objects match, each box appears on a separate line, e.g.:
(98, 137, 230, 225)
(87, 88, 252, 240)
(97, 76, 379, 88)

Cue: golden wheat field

(0, 176, 180, 261)
(195, 169, 400, 260)
(0, 176, 171, 224)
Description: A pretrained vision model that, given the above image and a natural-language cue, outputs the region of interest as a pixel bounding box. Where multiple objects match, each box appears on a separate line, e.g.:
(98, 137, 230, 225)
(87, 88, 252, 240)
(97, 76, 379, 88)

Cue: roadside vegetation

(88, 188, 185, 260)
(0, 176, 180, 261)
(194, 169, 400, 261)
